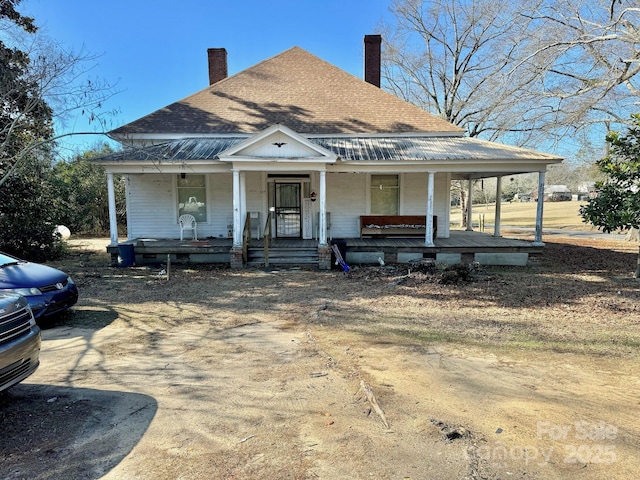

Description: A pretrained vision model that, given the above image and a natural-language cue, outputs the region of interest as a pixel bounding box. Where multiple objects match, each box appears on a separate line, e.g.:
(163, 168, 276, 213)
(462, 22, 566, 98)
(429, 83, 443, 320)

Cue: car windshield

(0, 253, 21, 268)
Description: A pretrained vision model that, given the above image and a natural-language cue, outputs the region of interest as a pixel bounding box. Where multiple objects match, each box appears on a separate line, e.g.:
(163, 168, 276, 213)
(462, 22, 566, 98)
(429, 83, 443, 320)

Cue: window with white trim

(370, 174, 399, 215)
(177, 174, 207, 222)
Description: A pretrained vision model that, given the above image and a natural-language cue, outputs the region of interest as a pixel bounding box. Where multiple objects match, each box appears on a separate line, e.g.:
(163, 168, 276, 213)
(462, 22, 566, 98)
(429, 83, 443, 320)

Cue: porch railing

(242, 212, 251, 264)
(263, 210, 272, 267)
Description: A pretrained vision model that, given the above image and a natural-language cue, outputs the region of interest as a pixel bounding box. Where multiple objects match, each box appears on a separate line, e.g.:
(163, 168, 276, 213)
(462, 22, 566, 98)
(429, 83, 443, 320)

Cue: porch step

(246, 246, 319, 266)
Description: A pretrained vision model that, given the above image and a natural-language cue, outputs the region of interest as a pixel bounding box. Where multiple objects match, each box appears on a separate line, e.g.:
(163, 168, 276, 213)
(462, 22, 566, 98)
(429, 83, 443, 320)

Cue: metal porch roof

(97, 136, 562, 165)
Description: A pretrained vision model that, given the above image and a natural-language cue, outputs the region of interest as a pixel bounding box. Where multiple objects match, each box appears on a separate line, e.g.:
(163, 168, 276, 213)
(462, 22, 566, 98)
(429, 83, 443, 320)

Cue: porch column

(232, 169, 242, 246)
(107, 172, 118, 246)
(240, 172, 247, 235)
(319, 169, 327, 245)
(493, 176, 502, 237)
(424, 171, 435, 247)
(466, 178, 473, 231)
(534, 170, 546, 246)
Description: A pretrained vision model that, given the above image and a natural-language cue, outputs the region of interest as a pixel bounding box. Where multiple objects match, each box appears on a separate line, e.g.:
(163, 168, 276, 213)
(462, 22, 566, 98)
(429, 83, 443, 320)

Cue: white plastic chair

(179, 214, 198, 240)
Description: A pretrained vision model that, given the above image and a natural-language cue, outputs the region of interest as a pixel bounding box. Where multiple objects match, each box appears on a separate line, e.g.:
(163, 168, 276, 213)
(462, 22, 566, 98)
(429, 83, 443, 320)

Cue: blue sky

(21, 0, 394, 156)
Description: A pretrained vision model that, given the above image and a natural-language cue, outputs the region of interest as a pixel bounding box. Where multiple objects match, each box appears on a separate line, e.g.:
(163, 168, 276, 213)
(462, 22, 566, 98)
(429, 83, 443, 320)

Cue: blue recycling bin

(118, 244, 135, 267)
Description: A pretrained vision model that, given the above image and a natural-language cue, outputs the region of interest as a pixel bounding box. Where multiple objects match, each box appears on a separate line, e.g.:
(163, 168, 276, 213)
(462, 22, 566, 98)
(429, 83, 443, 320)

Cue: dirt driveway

(1, 236, 639, 479)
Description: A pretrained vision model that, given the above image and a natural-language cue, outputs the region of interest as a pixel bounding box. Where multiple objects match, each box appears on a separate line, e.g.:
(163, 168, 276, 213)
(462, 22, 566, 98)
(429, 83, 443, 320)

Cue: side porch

(107, 230, 542, 269)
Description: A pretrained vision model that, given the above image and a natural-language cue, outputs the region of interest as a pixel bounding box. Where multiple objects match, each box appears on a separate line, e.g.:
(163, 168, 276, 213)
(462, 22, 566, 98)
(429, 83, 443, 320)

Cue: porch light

(181, 172, 187, 179)
(310, 191, 317, 202)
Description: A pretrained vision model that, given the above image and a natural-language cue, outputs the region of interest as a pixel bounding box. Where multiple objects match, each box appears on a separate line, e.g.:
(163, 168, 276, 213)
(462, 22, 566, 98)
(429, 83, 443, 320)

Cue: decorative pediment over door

(217, 124, 338, 164)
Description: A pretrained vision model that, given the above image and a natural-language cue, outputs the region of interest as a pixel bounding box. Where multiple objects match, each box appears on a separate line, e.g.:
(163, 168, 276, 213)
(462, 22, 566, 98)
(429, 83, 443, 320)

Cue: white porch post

(424, 171, 435, 247)
(319, 169, 327, 245)
(466, 178, 473, 231)
(240, 171, 247, 236)
(232, 169, 242, 246)
(494, 176, 502, 237)
(107, 172, 118, 246)
(534, 171, 546, 245)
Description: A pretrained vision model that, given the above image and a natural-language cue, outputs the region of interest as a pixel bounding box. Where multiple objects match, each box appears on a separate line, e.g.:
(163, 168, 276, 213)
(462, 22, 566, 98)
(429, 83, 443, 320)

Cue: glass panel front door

(275, 183, 301, 237)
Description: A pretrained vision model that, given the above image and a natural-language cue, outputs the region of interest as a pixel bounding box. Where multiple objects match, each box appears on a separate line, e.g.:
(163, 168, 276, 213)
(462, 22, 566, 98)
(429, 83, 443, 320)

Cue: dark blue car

(0, 252, 78, 323)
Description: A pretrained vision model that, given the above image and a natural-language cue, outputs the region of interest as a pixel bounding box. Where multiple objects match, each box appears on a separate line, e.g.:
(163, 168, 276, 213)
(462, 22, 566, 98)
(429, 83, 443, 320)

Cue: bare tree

(1, 16, 118, 187)
(381, 0, 640, 148)
(518, 0, 640, 136)
(1, 0, 119, 259)
(381, 0, 551, 144)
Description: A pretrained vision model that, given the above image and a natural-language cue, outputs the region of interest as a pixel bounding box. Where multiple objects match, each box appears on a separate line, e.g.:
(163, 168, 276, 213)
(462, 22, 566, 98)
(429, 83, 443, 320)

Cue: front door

(275, 183, 301, 238)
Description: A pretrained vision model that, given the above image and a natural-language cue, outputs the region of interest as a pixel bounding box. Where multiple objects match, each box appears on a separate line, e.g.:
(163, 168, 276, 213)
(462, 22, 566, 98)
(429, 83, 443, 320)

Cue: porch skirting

(107, 231, 542, 269)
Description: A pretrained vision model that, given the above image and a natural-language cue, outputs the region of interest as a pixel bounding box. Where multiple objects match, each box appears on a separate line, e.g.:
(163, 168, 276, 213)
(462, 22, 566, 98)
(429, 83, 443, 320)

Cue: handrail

(242, 213, 251, 264)
(263, 210, 272, 267)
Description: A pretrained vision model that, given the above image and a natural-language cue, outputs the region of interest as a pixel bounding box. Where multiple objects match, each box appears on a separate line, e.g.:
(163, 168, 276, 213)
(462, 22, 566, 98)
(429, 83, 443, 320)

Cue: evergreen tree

(580, 114, 640, 278)
(52, 144, 126, 235)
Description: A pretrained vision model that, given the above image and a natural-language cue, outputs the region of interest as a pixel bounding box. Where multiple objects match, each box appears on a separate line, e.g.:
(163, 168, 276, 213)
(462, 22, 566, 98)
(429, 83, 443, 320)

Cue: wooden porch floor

(114, 230, 542, 254)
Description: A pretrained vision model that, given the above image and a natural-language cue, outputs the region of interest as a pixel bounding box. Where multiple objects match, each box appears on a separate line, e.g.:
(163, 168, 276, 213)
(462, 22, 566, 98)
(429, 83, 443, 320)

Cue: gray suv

(0, 292, 41, 392)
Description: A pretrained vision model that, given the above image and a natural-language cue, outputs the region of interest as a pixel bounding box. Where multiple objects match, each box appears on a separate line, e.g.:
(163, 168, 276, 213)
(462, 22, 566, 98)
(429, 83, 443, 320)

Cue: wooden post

(424, 171, 435, 246)
(232, 169, 242, 247)
(319, 170, 327, 246)
(494, 176, 502, 237)
(107, 172, 119, 246)
(533, 171, 546, 246)
(465, 178, 473, 231)
(167, 254, 171, 281)
(478, 214, 485, 232)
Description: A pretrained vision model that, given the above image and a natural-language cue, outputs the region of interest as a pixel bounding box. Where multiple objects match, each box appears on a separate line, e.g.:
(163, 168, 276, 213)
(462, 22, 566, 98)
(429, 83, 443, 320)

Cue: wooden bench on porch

(360, 215, 437, 240)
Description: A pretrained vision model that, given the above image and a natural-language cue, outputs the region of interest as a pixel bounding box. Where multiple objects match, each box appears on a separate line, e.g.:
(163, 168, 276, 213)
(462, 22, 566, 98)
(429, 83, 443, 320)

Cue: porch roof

(96, 135, 562, 166)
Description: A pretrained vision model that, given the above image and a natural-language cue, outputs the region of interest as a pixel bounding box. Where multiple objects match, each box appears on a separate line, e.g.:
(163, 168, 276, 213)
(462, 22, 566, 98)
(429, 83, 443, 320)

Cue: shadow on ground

(0, 384, 157, 480)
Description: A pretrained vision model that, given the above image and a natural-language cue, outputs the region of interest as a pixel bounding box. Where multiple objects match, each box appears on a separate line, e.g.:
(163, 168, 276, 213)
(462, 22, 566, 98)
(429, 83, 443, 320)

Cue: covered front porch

(98, 125, 563, 271)
(108, 230, 542, 269)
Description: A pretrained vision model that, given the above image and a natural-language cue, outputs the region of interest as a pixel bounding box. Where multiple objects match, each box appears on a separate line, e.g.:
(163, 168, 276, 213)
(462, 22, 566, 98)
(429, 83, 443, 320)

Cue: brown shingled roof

(110, 47, 464, 136)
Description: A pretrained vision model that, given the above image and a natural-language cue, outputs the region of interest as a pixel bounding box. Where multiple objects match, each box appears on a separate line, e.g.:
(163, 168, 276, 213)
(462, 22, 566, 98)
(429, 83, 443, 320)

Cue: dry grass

(461, 200, 599, 230)
(57, 234, 640, 359)
(30, 234, 640, 480)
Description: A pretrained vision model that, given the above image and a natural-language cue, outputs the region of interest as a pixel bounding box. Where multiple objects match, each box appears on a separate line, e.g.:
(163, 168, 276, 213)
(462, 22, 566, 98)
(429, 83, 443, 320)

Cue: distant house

(513, 193, 532, 202)
(542, 185, 572, 202)
(576, 182, 597, 200)
(95, 35, 563, 268)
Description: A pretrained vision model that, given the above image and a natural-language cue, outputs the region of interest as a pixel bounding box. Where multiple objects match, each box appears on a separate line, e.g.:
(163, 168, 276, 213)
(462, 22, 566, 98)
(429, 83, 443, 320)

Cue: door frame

(267, 176, 311, 239)
(274, 182, 302, 238)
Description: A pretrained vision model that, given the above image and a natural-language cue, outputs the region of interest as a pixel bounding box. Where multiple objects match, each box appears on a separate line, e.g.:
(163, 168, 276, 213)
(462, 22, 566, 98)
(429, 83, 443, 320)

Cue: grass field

(460, 200, 595, 230)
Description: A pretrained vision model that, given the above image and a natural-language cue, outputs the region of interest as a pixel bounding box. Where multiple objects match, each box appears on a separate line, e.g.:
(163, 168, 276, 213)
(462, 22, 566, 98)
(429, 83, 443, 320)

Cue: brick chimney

(208, 48, 228, 85)
(364, 34, 382, 88)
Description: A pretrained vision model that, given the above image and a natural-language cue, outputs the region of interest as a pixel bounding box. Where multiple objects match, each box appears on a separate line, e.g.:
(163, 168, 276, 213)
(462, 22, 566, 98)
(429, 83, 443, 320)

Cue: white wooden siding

(327, 173, 366, 238)
(126, 173, 233, 239)
(244, 172, 265, 236)
(245, 172, 265, 217)
(402, 173, 449, 237)
(127, 174, 176, 239)
(242, 132, 320, 158)
(210, 173, 233, 238)
(126, 171, 451, 240)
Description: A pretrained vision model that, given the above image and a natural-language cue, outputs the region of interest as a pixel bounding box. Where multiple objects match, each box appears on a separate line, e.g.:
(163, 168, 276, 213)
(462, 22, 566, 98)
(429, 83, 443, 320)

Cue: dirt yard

(1, 233, 639, 479)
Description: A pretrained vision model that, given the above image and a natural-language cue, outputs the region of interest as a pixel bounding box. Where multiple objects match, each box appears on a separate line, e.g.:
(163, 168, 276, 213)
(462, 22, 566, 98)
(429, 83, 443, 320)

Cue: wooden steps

(246, 245, 319, 267)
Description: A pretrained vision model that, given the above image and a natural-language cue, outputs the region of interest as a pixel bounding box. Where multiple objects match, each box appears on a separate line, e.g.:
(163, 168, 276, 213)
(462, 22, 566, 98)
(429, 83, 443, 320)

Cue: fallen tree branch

(359, 380, 389, 429)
